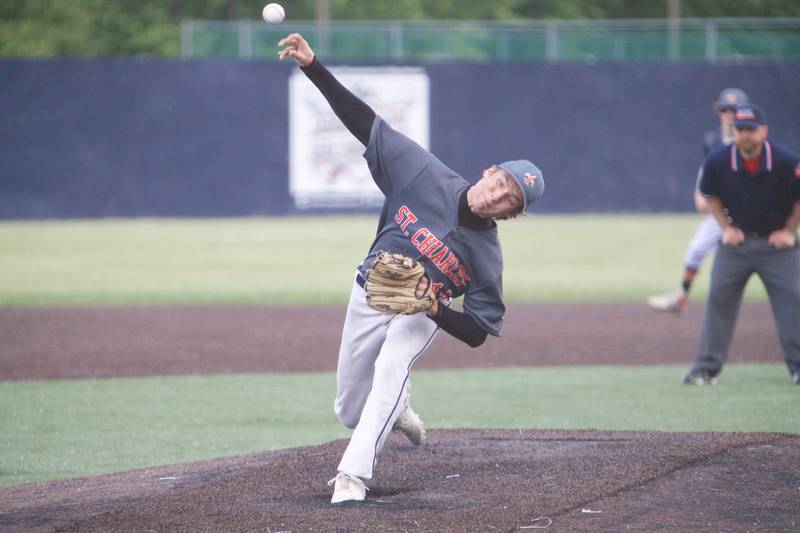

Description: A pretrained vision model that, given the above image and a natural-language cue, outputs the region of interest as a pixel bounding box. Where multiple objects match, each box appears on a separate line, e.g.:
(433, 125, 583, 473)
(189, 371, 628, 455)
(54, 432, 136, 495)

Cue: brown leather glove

(364, 251, 435, 315)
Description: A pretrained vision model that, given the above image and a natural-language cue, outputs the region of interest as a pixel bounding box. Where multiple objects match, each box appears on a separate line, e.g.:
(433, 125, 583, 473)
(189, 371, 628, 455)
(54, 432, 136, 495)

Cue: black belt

(356, 273, 367, 288)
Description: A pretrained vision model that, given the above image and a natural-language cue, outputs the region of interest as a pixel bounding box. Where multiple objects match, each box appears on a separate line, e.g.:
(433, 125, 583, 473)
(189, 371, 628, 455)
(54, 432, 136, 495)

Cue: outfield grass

(0, 215, 768, 306)
(1, 363, 796, 487)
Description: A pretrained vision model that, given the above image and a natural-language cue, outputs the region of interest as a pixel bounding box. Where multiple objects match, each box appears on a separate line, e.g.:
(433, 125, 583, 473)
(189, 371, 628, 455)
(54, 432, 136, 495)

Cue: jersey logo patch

(394, 205, 472, 288)
(524, 173, 536, 187)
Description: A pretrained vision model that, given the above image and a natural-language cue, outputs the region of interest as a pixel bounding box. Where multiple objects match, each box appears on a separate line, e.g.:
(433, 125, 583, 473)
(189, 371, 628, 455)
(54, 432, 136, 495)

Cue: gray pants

(692, 236, 800, 377)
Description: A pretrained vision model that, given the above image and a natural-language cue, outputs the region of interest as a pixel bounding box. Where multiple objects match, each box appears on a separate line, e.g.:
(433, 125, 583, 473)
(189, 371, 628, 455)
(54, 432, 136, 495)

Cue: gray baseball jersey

(356, 116, 504, 336)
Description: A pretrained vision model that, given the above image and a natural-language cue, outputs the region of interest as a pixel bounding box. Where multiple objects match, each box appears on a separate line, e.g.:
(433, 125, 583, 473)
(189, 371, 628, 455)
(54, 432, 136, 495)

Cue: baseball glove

(364, 251, 435, 315)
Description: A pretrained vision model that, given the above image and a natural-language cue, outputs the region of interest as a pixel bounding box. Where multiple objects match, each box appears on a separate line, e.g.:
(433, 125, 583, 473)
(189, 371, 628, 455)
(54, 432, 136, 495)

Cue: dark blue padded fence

(0, 60, 291, 218)
(1, 59, 799, 218)
(431, 62, 800, 213)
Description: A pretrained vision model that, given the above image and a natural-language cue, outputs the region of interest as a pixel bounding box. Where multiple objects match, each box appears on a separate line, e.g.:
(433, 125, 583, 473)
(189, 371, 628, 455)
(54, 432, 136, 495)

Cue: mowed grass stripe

(1, 363, 796, 487)
(0, 215, 769, 306)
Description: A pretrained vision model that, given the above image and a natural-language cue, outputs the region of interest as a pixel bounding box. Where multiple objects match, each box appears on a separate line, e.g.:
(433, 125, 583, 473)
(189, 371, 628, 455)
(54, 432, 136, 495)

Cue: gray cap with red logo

(498, 159, 545, 214)
(716, 88, 748, 111)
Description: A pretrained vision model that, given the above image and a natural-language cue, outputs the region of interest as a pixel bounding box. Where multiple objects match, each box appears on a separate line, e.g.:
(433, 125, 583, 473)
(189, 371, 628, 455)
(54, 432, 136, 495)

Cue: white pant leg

(335, 281, 438, 479)
(684, 215, 722, 271)
(333, 280, 392, 429)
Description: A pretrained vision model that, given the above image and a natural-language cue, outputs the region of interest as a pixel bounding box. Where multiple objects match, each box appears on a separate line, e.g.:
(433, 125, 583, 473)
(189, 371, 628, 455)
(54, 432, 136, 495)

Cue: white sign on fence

(289, 67, 429, 208)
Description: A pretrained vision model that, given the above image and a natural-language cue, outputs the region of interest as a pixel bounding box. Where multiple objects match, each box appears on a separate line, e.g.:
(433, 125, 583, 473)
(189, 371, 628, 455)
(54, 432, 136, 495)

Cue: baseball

(262, 3, 285, 24)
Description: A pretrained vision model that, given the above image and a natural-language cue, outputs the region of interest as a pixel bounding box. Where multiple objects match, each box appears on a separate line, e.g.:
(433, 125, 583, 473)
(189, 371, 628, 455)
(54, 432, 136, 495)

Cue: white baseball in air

(262, 3, 285, 24)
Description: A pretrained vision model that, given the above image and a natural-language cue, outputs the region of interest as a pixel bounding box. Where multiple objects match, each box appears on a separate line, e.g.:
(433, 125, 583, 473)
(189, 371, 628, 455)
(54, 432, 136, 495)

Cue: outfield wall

(2, 59, 799, 218)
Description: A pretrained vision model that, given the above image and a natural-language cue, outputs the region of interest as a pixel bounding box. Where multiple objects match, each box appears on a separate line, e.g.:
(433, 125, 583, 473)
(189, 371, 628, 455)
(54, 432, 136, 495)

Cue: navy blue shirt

(359, 117, 505, 336)
(699, 141, 800, 236)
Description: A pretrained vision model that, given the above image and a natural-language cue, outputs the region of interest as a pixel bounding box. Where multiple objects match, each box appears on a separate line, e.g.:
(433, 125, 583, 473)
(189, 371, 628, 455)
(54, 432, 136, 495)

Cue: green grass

(0, 372, 350, 486)
(0, 215, 769, 306)
(1, 363, 796, 487)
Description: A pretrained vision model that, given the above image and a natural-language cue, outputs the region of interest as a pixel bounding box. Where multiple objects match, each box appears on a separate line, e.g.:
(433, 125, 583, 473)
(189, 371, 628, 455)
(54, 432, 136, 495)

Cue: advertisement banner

(289, 67, 429, 208)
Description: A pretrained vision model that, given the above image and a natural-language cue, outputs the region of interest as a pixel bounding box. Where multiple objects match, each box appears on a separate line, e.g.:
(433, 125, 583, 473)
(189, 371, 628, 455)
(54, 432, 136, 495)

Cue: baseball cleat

(682, 369, 718, 385)
(328, 472, 367, 504)
(647, 290, 688, 313)
(792, 372, 799, 385)
(393, 399, 426, 446)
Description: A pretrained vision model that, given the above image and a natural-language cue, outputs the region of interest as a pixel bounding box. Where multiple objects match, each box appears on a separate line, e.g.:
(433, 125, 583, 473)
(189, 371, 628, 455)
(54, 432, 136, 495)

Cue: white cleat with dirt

(647, 289, 688, 313)
(328, 472, 367, 504)
(393, 399, 426, 446)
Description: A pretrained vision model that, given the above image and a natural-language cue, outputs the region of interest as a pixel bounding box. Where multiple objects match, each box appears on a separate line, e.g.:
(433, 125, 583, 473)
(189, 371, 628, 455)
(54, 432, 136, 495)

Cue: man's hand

(426, 299, 440, 318)
(768, 228, 797, 249)
(693, 191, 709, 214)
(721, 226, 745, 247)
(277, 33, 315, 67)
(416, 277, 442, 318)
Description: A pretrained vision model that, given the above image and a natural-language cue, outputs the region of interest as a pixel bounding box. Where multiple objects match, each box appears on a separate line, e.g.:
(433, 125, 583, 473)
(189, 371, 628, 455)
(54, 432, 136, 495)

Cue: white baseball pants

(684, 214, 722, 271)
(334, 277, 438, 479)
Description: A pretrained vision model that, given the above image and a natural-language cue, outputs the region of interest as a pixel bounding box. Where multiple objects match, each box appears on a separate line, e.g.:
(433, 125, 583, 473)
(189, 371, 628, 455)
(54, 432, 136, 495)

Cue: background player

(278, 32, 545, 504)
(682, 103, 800, 385)
(648, 88, 749, 313)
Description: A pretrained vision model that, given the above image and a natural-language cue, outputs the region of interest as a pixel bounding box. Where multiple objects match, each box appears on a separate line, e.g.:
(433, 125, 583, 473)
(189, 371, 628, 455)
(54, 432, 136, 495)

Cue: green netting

(718, 29, 800, 59)
(192, 29, 240, 58)
(184, 21, 800, 62)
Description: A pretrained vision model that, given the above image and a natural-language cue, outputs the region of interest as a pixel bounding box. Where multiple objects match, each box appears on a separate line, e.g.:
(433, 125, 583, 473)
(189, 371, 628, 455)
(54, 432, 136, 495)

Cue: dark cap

(716, 88, 748, 111)
(734, 103, 767, 128)
(498, 159, 545, 214)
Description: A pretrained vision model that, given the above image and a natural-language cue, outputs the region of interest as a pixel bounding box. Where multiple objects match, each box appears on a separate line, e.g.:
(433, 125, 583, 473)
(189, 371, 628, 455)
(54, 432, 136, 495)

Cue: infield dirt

(0, 302, 782, 379)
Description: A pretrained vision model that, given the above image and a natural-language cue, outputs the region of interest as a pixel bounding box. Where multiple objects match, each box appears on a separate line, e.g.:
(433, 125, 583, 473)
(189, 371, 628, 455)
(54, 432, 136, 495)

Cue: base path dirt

(0, 429, 797, 532)
(0, 302, 781, 379)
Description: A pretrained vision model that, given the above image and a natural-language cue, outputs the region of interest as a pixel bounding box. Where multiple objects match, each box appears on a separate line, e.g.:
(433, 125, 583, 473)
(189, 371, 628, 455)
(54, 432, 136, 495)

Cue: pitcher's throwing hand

(277, 33, 314, 67)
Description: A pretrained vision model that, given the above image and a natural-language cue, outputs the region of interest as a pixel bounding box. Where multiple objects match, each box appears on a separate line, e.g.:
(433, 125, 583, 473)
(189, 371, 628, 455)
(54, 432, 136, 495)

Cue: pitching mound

(1, 429, 797, 532)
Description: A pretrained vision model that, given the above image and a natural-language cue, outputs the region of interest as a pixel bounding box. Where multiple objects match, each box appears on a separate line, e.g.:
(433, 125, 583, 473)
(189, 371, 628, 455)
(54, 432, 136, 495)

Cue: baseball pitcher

(278, 32, 545, 504)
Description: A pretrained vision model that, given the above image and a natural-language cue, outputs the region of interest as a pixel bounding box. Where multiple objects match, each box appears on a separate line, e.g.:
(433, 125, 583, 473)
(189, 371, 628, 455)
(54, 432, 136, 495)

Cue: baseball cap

(734, 103, 767, 128)
(498, 159, 545, 214)
(716, 88, 748, 111)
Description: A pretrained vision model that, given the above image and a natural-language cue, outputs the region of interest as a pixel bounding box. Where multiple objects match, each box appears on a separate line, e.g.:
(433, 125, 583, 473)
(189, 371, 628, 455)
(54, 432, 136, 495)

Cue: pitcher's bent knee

(334, 398, 360, 429)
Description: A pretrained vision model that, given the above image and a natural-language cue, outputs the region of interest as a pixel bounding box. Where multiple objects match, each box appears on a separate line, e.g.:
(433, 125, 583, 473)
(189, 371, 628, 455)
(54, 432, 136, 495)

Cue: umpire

(683, 103, 800, 385)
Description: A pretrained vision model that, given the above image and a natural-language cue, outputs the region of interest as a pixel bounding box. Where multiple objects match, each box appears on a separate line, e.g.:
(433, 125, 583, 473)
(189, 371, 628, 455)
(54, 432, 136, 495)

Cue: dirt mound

(1, 429, 797, 532)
